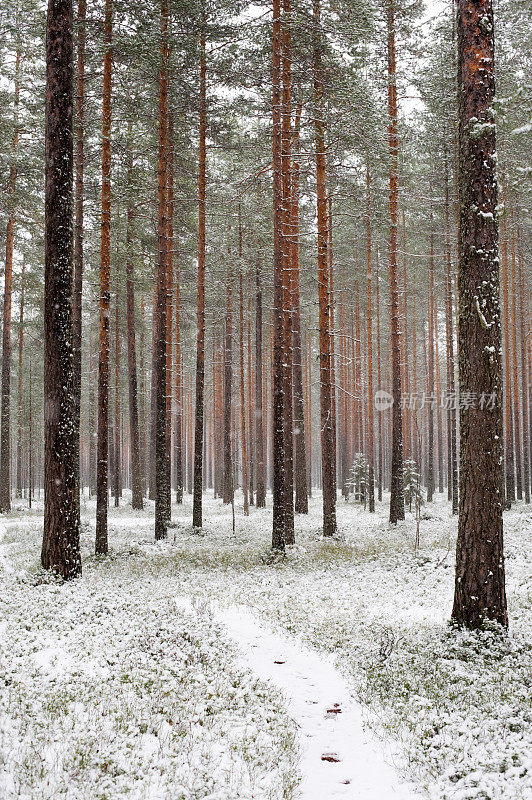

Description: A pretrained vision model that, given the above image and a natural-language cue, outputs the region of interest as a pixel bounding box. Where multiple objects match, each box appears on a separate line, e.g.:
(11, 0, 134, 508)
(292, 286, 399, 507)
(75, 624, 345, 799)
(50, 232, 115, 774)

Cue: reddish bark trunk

(16, 259, 25, 499)
(272, 0, 286, 548)
(192, 15, 206, 528)
(366, 168, 375, 512)
(452, 0, 507, 628)
(500, 183, 514, 506)
(125, 146, 143, 510)
(255, 259, 266, 508)
(174, 241, 183, 504)
(510, 221, 522, 500)
(313, 0, 336, 537)
(387, 0, 405, 524)
(517, 228, 530, 503)
(427, 219, 435, 502)
(376, 265, 383, 502)
(239, 272, 249, 515)
(0, 47, 20, 513)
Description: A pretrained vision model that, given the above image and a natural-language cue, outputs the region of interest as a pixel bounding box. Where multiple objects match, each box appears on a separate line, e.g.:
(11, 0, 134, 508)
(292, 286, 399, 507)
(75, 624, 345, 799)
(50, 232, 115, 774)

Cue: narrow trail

(216, 605, 422, 800)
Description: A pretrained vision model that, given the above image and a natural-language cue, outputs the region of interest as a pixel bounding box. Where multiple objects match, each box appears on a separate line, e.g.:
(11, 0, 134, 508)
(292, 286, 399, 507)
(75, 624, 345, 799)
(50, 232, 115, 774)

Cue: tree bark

(95, 0, 112, 554)
(510, 222, 522, 500)
(272, 0, 286, 548)
(452, 0, 507, 629)
(239, 272, 249, 515)
(16, 259, 25, 499)
(517, 228, 530, 503)
(288, 107, 307, 514)
(174, 239, 183, 504)
(223, 260, 234, 505)
(366, 168, 375, 512)
(255, 258, 266, 508)
(500, 182, 514, 506)
(247, 298, 254, 504)
(376, 264, 383, 502)
(113, 272, 120, 507)
(444, 147, 458, 513)
(125, 150, 143, 510)
(313, 0, 336, 537)
(427, 219, 435, 502)
(166, 113, 174, 513)
(41, 0, 81, 578)
(0, 47, 21, 513)
(154, 0, 170, 540)
(281, 0, 295, 540)
(192, 14, 207, 528)
(73, 0, 85, 513)
(387, 0, 405, 524)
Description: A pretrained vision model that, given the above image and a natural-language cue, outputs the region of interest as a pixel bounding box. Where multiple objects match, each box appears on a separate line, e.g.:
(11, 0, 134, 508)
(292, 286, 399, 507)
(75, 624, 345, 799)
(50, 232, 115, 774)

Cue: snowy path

(215, 604, 421, 800)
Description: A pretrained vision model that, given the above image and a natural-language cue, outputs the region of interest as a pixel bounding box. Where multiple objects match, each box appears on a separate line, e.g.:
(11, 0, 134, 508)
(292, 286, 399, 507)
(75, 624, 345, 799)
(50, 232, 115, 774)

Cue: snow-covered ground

(0, 490, 530, 800)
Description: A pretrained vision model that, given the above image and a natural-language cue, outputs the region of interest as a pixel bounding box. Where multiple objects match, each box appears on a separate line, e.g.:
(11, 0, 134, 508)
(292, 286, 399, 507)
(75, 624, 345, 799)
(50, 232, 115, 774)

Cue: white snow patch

(213, 603, 421, 800)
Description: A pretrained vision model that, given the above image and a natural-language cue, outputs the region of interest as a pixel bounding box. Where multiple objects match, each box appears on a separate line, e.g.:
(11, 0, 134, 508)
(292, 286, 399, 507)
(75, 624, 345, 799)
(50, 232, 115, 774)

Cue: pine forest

(0, 0, 530, 797)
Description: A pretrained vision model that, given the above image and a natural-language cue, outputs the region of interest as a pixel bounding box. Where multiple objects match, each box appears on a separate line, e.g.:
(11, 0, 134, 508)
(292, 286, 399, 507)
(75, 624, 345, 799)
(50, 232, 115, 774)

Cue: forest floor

(0, 490, 530, 800)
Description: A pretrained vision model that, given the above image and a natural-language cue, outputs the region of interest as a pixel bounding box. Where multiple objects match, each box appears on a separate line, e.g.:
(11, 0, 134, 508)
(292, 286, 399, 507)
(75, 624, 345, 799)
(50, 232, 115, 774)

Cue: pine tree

(387, 0, 405, 524)
(313, 0, 336, 538)
(452, 0, 507, 629)
(95, 0, 113, 555)
(192, 9, 207, 529)
(41, 0, 81, 579)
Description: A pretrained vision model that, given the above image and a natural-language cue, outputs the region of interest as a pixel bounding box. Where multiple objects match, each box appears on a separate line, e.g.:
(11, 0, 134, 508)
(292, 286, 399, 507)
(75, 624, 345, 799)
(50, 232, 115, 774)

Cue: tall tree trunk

(16, 259, 25, 499)
(192, 13, 206, 528)
(510, 222, 522, 500)
(402, 211, 411, 460)
(281, 0, 295, 540)
(434, 295, 444, 493)
(113, 273, 120, 506)
(444, 146, 458, 513)
(41, 0, 81, 578)
(154, 0, 170, 539)
(328, 198, 337, 497)
(0, 47, 21, 513)
(88, 330, 96, 495)
(28, 351, 33, 508)
(412, 283, 420, 468)
(517, 228, 530, 503)
(214, 336, 223, 499)
(174, 242, 183, 504)
(223, 261, 234, 505)
(166, 114, 174, 512)
(247, 298, 254, 504)
(366, 168, 375, 512)
(239, 272, 249, 515)
(306, 320, 312, 497)
(500, 182, 514, 506)
(255, 258, 266, 508)
(313, 0, 336, 537)
(427, 219, 435, 502)
(125, 146, 143, 510)
(73, 0, 85, 513)
(272, 0, 286, 548)
(452, 0, 507, 629)
(376, 264, 383, 502)
(139, 298, 147, 495)
(95, 0, 113, 554)
(387, 0, 404, 524)
(339, 288, 349, 499)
